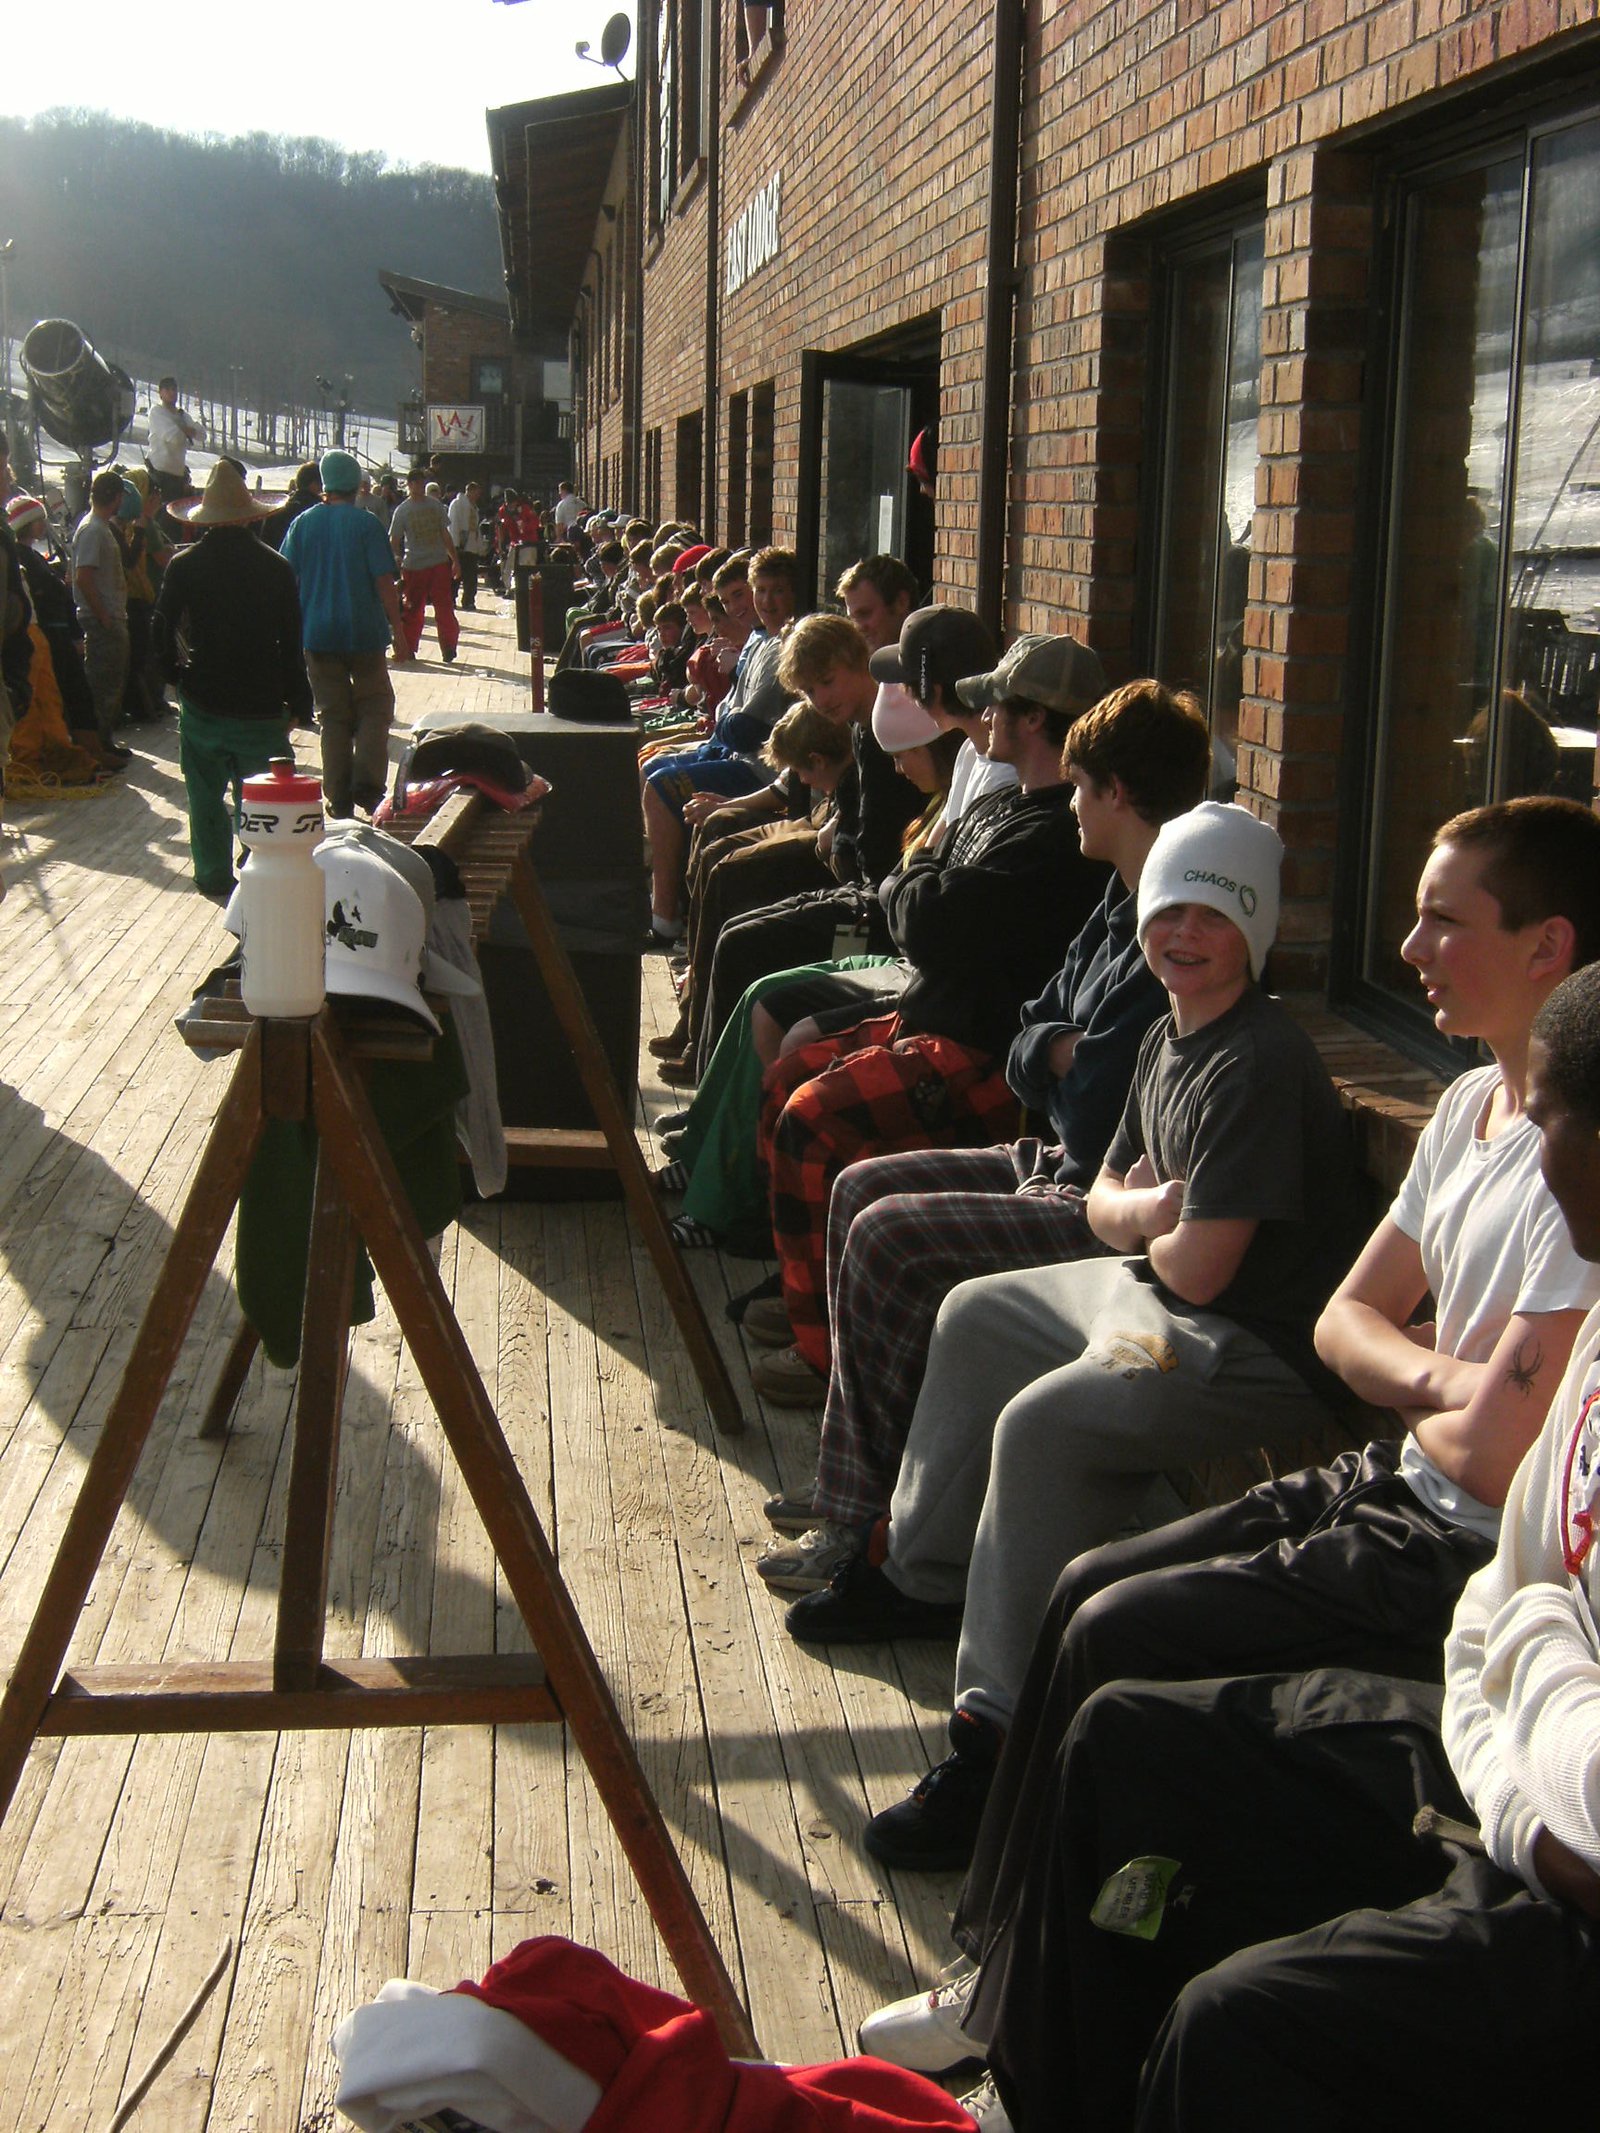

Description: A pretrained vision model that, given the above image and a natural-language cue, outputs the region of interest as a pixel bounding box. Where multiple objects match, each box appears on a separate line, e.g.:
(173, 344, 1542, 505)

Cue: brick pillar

(1238, 146, 1374, 994)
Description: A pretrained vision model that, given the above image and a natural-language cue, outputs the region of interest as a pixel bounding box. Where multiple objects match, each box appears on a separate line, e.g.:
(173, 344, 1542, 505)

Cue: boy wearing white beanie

(790, 800, 1363, 1859)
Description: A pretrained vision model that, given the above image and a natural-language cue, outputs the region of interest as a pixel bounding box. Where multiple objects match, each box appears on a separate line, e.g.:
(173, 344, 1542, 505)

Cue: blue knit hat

(320, 449, 363, 495)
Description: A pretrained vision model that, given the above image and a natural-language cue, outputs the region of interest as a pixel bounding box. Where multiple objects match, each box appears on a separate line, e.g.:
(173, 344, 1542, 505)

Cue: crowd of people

(0, 392, 559, 902)
(550, 499, 1600, 2128)
(8, 398, 1600, 2124)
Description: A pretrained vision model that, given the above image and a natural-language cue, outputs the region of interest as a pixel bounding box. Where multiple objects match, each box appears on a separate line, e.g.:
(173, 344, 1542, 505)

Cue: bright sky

(2, 0, 636, 174)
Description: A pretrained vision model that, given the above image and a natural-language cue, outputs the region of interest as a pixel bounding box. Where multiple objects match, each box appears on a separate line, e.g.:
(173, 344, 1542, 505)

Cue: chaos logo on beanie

(1182, 867, 1258, 918)
(1138, 801, 1284, 981)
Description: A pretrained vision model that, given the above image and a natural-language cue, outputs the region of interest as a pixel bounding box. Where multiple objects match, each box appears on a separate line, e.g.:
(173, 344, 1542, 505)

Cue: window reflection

(1363, 116, 1600, 1019)
(1152, 227, 1264, 798)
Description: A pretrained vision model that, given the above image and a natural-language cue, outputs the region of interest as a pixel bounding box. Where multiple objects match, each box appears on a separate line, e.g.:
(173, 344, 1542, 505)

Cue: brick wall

(601, 0, 1600, 993)
(1008, 0, 1600, 985)
(422, 305, 514, 405)
(639, 0, 1000, 585)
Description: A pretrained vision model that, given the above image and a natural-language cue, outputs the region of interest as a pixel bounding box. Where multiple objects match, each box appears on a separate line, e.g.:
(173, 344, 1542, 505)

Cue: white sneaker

(958, 2074, 1013, 2129)
(856, 1963, 981, 2074)
(756, 1522, 858, 1593)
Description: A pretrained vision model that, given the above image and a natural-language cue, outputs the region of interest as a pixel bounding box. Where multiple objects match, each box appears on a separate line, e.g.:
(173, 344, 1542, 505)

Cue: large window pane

(1153, 227, 1263, 796)
(1500, 117, 1600, 799)
(1363, 157, 1521, 1007)
(1362, 113, 1600, 1022)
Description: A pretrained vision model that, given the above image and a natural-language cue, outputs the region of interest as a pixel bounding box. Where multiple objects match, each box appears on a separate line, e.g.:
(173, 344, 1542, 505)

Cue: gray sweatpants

(884, 1256, 1333, 1727)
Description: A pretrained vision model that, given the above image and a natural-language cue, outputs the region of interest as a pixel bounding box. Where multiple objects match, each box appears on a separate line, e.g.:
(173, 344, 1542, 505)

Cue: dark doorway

(796, 314, 939, 609)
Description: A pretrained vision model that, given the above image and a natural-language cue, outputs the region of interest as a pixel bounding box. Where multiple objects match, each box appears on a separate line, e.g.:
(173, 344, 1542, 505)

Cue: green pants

(677, 955, 895, 1250)
(178, 699, 291, 894)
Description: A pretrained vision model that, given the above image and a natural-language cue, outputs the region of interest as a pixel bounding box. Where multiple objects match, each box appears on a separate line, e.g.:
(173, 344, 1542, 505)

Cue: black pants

(696, 885, 864, 1073)
(976, 1670, 1600, 2132)
(458, 549, 479, 608)
(955, 1442, 1494, 1967)
(685, 839, 832, 1063)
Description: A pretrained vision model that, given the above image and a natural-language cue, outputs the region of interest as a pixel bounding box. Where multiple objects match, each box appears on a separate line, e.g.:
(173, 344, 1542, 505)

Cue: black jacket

(882, 782, 1109, 1055)
(1006, 875, 1169, 1185)
(830, 721, 924, 900)
(152, 524, 313, 722)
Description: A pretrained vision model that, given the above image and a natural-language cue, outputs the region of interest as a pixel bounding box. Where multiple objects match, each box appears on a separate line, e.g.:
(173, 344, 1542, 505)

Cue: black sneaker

(863, 1709, 1001, 1871)
(785, 1555, 964, 1646)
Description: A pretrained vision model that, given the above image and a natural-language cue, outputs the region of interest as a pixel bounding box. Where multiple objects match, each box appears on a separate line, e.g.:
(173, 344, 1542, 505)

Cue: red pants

(759, 1013, 1018, 1373)
(401, 562, 459, 658)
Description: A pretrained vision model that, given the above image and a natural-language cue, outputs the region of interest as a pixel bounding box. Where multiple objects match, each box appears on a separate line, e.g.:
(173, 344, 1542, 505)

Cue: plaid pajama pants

(760, 1014, 1020, 1373)
(814, 1142, 1107, 1528)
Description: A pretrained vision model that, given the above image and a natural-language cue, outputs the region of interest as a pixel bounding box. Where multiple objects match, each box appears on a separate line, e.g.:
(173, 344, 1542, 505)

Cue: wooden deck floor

(0, 600, 959, 2131)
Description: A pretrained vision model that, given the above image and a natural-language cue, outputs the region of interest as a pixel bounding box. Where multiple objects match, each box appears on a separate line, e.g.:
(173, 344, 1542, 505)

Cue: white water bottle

(237, 760, 327, 1017)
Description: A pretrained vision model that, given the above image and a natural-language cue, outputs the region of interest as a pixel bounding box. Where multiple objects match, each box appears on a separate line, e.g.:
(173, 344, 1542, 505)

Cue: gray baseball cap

(956, 632, 1108, 716)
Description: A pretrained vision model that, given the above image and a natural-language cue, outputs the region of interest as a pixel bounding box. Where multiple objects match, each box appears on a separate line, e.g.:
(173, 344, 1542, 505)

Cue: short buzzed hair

(1436, 797, 1600, 970)
(1532, 964, 1600, 1125)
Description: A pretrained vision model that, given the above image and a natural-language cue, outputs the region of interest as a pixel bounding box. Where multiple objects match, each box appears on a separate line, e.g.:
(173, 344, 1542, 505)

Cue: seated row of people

(616, 558, 1600, 2122)
(814, 788, 1599, 2125)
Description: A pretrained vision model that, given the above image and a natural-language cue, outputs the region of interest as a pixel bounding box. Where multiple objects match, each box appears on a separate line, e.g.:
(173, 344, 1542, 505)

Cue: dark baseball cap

(867, 605, 998, 710)
(956, 632, 1109, 716)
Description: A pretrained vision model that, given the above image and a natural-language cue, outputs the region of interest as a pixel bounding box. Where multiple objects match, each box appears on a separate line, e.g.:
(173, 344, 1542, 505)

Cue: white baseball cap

(315, 841, 480, 1034)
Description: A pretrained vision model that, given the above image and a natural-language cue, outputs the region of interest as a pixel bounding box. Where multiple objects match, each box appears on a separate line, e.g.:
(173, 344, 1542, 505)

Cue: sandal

(669, 1214, 719, 1249)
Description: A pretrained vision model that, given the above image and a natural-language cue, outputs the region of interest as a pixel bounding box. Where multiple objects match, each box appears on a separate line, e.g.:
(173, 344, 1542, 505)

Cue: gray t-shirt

(388, 496, 451, 571)
(1105, 983, 1361, 1392)
(72, 512, 127, 623)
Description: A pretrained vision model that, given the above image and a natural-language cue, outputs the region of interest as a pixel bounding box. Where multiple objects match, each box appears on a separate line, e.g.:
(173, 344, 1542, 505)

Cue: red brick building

(376, 269, 568, 490)
(497, 0, 1600, 1071)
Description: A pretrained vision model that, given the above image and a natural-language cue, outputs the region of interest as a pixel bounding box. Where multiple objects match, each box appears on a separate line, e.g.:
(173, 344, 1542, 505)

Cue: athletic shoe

(856, 1964, 981, 2075)
(750, 1343, 826, 1406)
(727, 1271, 783, 1323)
(863, 1709, 1001, 1872)
(669, 1214, 719, 1249)
(756, 1522, 858, 1593)
(958, 2075, 1012, 2129)
(785, 1555, 964, 1645)
(741, 1294, 794, 1347)
(763, 1481, 820, 1531)
(655, 1159, 690, 1196)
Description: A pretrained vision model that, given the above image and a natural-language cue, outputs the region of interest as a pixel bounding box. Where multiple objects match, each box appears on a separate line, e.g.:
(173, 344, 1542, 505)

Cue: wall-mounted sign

(426, 404, 486, 453)
(725, 171, 781, 297)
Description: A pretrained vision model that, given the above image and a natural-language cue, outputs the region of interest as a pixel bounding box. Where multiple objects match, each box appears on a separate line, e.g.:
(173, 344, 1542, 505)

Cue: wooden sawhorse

(0, 1003, 757, 2056)
(202, 787, 743, 1441)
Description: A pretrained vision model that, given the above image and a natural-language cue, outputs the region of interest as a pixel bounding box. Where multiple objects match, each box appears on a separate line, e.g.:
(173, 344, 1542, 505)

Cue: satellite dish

(599, 12, 631, 67)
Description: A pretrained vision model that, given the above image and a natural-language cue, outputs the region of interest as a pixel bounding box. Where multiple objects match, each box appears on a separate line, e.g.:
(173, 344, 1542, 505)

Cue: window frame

(1332, 82, 1600, 1068)
(1136, 200, 1268, 790)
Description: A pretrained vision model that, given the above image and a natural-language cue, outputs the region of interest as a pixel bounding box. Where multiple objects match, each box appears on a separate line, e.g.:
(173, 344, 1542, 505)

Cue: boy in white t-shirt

(950, 962, 1600, 2132)
(856, 795, 1600, 2062)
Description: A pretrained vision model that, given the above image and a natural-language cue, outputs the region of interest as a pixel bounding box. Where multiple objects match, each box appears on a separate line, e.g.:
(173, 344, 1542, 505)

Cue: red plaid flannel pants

(759, 1013, 1019, 1373)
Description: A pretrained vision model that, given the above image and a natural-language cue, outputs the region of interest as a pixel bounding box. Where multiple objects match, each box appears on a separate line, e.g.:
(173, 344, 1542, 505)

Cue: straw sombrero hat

(171, 460, 285, 525)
